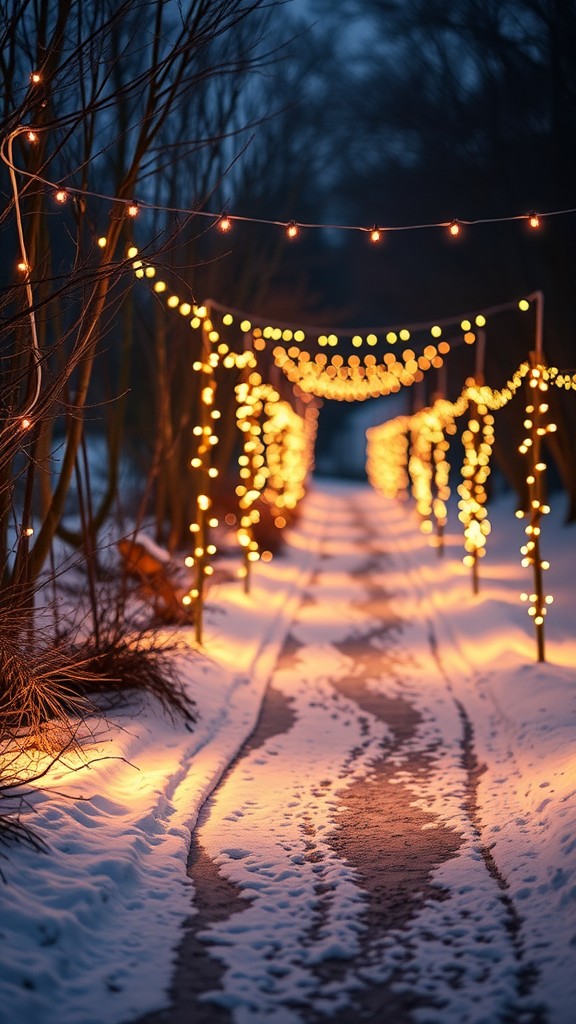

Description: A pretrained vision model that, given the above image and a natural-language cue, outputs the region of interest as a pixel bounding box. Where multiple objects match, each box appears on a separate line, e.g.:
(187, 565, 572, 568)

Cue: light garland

(406, 400, 459, 548)
(366, 416, 411, 501)
(208, 299, 533, 349)
(182, 311, 221, 644)
(271, 342, 450, 401)
(129, 260, 318, 593)
(235, 374, 270, 592)
(367, 359, 549, 597)
(3, 122, 576, 243)
(263, 396, 317, 524)
(542, 366, 576, 391)
(457, 394, 496, 590)
(408, 412, 438, 536)
(516, 364, 557, 662)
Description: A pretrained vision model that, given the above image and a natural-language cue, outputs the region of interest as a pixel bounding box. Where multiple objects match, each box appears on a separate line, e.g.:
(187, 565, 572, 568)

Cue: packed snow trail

(137, 487, 546, 1024)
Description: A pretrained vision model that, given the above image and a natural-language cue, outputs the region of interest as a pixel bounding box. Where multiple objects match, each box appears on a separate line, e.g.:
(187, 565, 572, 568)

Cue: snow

(1, 482, 576, 1023)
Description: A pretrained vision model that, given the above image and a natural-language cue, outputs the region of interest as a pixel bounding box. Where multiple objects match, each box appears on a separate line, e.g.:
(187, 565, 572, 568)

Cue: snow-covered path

(3, 483, 575, 1024)
(138, 488, 550, 1024)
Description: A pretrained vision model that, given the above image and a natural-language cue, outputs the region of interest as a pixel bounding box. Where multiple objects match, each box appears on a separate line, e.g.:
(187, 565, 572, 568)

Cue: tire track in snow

(134, 679, 300, 1024)
(341, 497, 548, 1024)
(300, 543, 465, 1022)
(426, 611, 546, 1019)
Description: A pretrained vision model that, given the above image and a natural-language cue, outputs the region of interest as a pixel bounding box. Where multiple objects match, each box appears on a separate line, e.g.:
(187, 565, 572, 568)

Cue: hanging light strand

(516, 364, 556, 662)
(2, 129, 576, 243)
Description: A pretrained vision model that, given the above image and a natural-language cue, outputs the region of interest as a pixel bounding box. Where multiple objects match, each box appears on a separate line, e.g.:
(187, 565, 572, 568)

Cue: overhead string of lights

(202, 295, 538, 403)
(125, 244, 544, 408)
(3, 117, 576, 254)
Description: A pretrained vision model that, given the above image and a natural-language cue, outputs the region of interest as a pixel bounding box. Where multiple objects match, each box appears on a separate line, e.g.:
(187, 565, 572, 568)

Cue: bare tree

(0, 0, 280, 601)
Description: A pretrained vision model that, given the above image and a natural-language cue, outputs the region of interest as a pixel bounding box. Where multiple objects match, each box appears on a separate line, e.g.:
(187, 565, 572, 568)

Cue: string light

(271, 341, 439, 401)
(366, 416, 411, 502)
(54, 189, 67, 203)
(183, 312, 220, 643)
(369, 225, 383, 243)
(235, 375, 269, 589)
(127, 202, 139, 218)
(516, 364, 555, 661)
(367, 361, 532, 586)
(263, 394, 317, 524)
(408, 411, 443, 539)
(4, 135, 576, 243)
(457, 395, 495, 590)
(30, 72, 42, 84)
(286, 221, 299, 239)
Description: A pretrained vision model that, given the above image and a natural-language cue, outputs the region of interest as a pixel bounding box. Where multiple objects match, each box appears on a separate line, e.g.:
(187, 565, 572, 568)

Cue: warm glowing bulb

(369, 225, 383, 243)
(127, 202, 139, 218)
(30, 72, 41, 84)
(528, 212, 540, 229)
(519, 299, 530, 311)
(54, 189, 67, 203)
(218, 214, 232, 232)
(21, 417, 32, 430)
(26, 130, 38, 142)
(97, 236, 107, 248)
(17, 259, 29, 273)
(286, 221, 299, 239)
(449, 220, 461, 237)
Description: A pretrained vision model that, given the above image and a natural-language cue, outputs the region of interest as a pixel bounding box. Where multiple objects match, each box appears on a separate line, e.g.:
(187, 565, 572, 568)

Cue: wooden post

(193, 306, 216, 645)
(526, 359, 546, 663)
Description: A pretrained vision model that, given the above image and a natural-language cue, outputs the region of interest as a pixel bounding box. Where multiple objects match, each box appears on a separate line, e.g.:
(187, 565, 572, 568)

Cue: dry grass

(60, 627, 197, 726)
(0, 583, 197, 864)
